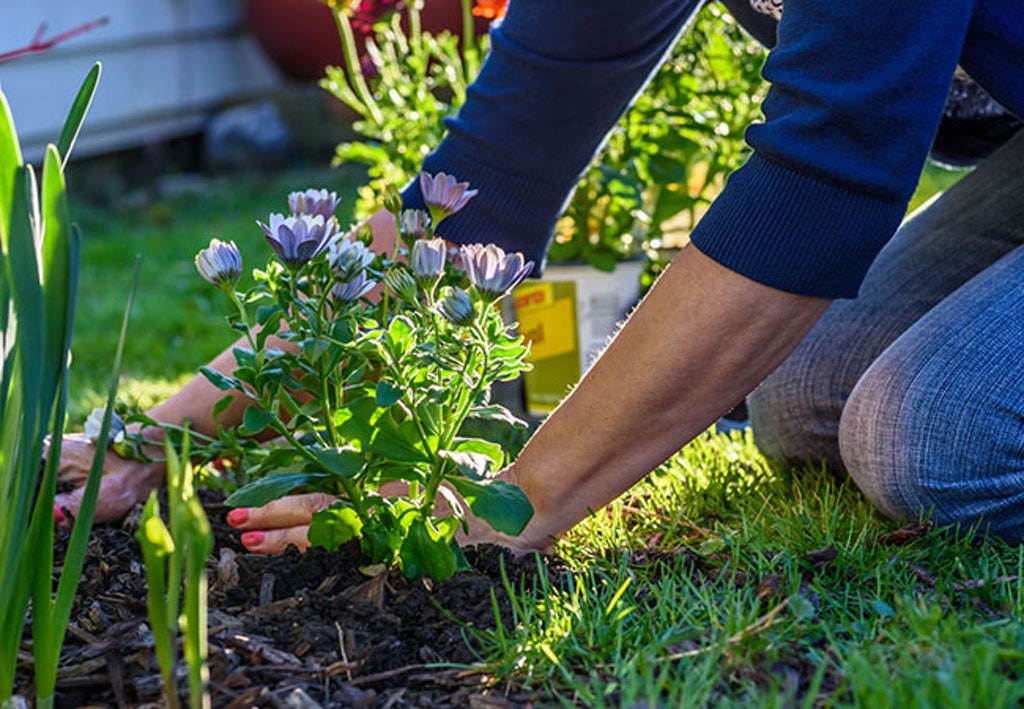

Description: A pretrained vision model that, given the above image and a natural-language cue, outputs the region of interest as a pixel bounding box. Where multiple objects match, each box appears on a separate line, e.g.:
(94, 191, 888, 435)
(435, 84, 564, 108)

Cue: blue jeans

(748, 129, 1024, 541)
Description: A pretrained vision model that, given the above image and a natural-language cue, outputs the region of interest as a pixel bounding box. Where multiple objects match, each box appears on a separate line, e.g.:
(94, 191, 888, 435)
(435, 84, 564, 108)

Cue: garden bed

(18, 490, 557, 708)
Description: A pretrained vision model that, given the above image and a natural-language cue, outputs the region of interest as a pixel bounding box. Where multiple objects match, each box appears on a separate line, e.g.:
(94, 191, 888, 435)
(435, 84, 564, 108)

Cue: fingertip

(240, 530, 265, 550)
(226, 507, 250, 527)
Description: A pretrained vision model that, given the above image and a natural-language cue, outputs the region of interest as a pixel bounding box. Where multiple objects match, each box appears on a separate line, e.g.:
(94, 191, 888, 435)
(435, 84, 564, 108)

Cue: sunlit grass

(468, 430, 1024, 707)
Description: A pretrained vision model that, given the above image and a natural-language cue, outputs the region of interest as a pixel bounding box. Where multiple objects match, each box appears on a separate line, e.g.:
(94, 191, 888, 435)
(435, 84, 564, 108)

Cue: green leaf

(199, 366, 242, 391)
(312, 447, 365, 478)
(386, 315, 414, 357)
(438, 449, 491, 479)
(225, 472, 332, 508)
(239, 406, 275, 436)
(309, 504, 364, 551)
(447, 478, 533, 536)
(466, 404, 529, 430)
(375, 379, 403, 408)
(370, 413, 432, 463)
(334, 394, 379, 447)
(56, 62, 101, 168)
(400, 519, 456, 581)
(454, 437, 505, 469)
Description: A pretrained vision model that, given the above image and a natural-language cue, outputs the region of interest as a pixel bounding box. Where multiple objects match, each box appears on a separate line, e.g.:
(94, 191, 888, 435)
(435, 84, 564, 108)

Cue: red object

(244, 0, 489, 82)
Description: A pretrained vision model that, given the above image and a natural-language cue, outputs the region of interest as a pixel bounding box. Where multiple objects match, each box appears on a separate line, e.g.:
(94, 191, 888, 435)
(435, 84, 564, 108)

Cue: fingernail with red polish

(241, 531, 264, 548)
(54, 503, 66, 526)
(226, 508, 250, 526)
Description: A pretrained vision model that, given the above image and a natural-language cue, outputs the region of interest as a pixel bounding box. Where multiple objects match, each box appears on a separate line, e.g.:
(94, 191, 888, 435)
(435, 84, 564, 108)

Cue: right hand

(52, 433, 166, 528)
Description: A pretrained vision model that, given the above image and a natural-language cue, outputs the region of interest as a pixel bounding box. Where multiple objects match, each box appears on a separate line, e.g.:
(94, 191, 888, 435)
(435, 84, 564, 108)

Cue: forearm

(511, 245, 830, 546)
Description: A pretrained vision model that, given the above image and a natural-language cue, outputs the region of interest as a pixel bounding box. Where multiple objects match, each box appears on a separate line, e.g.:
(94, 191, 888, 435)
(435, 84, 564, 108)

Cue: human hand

(227, 469, 550, 556)
(51, 433, 166, 529)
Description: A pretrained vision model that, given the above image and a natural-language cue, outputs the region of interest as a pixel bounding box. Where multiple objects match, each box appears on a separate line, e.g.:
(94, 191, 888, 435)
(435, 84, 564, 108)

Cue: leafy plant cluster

(114, 174, 535, 582)
(552, 3, 769, 274)
(321, 0, 484, 218)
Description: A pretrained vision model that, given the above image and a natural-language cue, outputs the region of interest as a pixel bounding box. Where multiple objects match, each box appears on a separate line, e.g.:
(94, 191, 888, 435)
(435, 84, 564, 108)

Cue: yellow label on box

(514, 280, 582, 415)
(518, 298, 576, 362)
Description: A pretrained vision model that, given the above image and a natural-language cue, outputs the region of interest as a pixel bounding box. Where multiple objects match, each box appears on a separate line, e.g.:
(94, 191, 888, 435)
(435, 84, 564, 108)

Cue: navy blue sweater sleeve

(400, 0, 700, 270)
(690, 0, 979, 297)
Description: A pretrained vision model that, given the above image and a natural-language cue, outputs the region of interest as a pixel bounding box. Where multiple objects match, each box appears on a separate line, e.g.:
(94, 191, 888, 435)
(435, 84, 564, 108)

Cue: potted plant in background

(515, 2, 767, 415)
(244, 0, 489, 82)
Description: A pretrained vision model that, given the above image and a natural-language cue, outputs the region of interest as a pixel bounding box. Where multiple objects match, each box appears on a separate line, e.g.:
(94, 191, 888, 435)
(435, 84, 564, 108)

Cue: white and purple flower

(328, 233, 376, 281)
(288, 188, 341, 220)
(331, 271, 377, 303)
(257, 213, 338, 268)
(419, 172, 478, 223)
(195, 238, 243, 289)
(410, 238, 448, 284)
(460, 243, 533, 302)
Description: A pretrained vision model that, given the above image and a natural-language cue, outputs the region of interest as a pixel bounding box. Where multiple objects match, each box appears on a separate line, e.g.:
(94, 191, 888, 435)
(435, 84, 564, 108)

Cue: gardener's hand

(227, 468, 551, 555)
(225, 493, 338, 553)
(51, 433, 166, 529)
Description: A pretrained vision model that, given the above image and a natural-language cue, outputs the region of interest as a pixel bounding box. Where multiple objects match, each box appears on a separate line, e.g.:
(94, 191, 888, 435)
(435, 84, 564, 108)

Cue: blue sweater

(402, 0, 1024, 298)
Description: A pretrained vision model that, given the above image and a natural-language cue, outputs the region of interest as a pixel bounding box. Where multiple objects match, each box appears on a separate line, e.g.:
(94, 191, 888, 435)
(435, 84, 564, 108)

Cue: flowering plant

(179, 172, 531, 580)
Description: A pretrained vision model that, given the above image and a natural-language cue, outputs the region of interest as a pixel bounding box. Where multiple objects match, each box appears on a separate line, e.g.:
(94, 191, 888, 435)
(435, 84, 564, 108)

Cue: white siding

(0, 0, 283, 162)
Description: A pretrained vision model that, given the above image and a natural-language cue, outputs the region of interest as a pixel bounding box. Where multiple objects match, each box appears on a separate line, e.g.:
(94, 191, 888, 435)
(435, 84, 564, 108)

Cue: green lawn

(64, 159, 1024, 708)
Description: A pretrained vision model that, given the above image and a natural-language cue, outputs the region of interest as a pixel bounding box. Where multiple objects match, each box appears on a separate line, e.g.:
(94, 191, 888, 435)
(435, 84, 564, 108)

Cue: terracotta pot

(245, 0, 488, 82)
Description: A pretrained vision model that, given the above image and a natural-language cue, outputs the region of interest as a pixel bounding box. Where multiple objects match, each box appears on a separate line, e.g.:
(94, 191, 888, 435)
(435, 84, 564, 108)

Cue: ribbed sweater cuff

(400, 146, 574, 275)
(690, 154, 908, 299)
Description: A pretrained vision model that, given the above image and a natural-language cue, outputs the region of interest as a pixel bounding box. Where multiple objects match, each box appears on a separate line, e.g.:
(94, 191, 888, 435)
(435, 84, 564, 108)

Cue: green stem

(227, 289, 257, 352)
(334, 8, 384, 125)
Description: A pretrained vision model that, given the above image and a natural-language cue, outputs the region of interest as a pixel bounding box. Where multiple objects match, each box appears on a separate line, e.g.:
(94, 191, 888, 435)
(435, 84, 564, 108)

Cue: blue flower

(410, 238, 448, 284)
(328, 233, 376, 281)
(460, 243, 533, 302)
(419, 172, 478, 223)
(331, 272, 377, 303)
(400, 209, 432, 244)
(257, 213, 337, 267)
(288, 188, 341, 220)
(195, 238, 243, 288)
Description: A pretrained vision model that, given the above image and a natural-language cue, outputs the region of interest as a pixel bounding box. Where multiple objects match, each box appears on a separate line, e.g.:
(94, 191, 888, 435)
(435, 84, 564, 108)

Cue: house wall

(0, 0, 284, 163)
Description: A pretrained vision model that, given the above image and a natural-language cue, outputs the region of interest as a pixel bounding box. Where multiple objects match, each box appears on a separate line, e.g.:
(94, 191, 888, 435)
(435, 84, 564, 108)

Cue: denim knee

(839, 327, 1024, 543)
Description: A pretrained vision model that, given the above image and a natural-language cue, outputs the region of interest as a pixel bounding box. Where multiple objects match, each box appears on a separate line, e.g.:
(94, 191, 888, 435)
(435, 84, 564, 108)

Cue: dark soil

(15, 491, 561, 708)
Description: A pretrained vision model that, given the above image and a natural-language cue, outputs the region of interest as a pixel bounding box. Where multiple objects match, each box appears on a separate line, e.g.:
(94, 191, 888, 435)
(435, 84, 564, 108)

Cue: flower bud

(436, 287, 475, 326)
(382, 183, 403, 216)
(410, 238, 447, 284)
(195, 238, 243, 289)
(384, 268, 419, 302)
